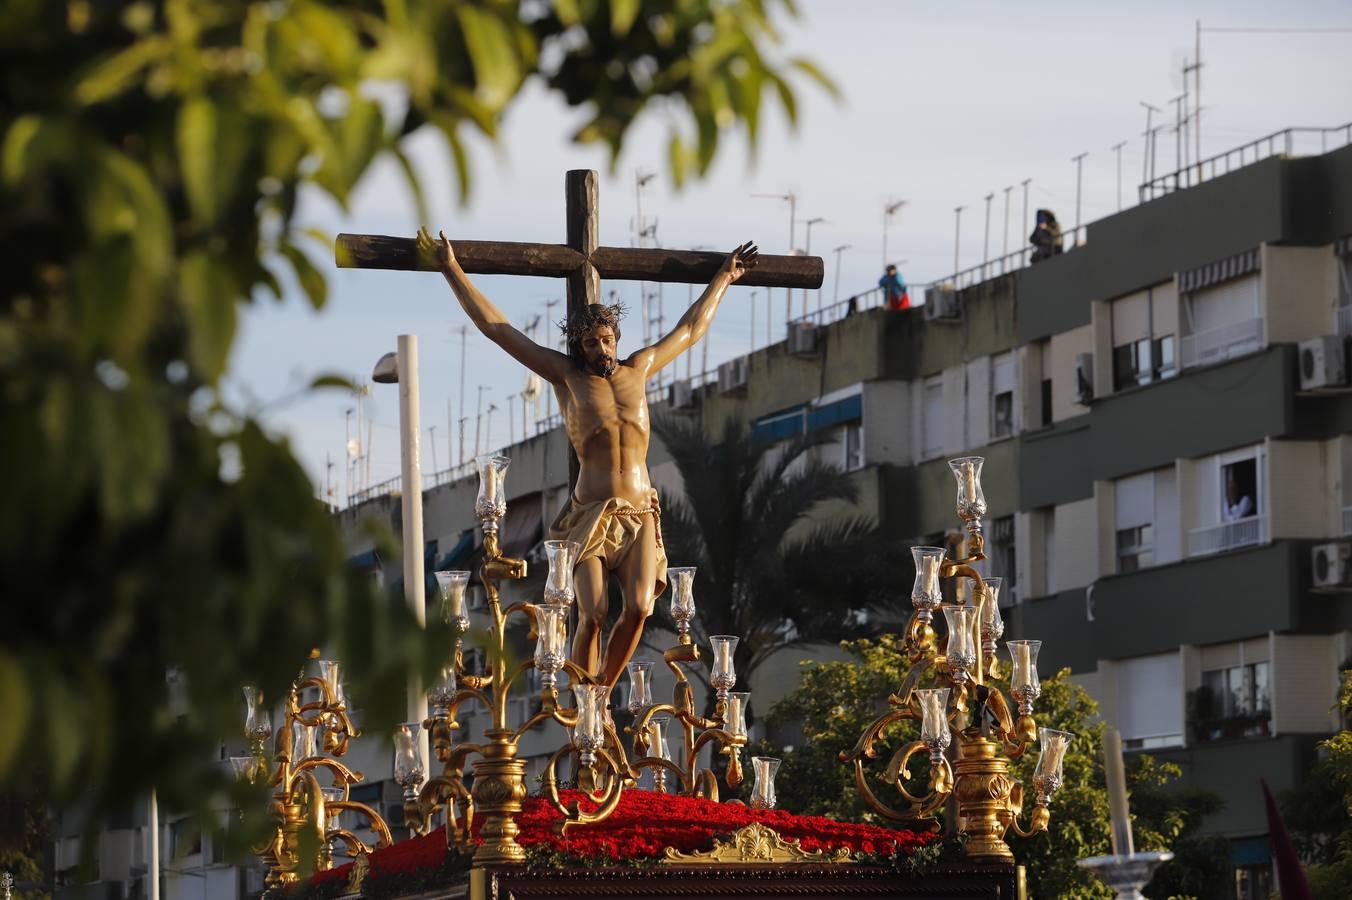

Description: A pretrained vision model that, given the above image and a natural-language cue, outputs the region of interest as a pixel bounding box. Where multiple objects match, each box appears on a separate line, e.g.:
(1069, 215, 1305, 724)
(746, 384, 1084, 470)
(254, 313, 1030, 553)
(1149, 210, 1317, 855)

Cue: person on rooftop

(879, 264, 910, 310)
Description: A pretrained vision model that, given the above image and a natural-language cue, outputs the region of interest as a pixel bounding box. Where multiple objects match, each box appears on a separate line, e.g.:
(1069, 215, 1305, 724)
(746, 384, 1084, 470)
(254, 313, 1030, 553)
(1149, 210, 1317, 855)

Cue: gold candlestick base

(953, 735, 1015, 862)
(471, 730, 529, 865)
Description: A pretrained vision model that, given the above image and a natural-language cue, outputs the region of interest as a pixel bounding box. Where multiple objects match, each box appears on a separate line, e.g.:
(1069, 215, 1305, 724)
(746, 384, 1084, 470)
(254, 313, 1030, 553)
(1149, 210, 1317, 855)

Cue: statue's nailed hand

(417, 226, 457, 271)
(720, 241, 759, 284)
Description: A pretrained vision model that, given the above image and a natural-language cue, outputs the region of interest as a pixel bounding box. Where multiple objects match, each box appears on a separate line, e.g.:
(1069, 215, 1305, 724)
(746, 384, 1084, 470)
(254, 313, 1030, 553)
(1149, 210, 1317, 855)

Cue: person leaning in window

(1224, 471, 1254, 521)
(879, 264, 909, 310)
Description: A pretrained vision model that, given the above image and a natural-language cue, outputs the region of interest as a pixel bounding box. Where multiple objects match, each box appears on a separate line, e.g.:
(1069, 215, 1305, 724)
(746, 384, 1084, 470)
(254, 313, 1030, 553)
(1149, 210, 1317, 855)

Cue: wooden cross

(335, 169, 823, 325)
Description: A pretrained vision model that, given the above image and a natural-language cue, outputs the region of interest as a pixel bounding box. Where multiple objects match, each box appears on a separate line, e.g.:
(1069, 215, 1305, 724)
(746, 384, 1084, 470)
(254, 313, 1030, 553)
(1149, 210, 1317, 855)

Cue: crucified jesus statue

(417, 227, 758, 687)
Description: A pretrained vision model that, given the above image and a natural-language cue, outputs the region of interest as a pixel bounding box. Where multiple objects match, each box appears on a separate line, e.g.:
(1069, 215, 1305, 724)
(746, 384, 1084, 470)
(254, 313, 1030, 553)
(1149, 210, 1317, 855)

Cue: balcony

(1180, 317, 1264, 369)
(1187, 514, 1268, 557)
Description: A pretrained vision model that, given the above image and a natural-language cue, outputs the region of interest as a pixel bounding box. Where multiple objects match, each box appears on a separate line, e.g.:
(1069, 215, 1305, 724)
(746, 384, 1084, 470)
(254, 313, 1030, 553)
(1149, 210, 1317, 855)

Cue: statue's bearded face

(581, 325, 618, 377)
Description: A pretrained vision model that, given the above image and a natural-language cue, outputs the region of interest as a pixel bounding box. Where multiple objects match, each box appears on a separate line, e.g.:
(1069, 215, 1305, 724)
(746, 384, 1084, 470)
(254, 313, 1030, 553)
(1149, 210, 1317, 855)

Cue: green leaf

(281, 242, 328, 310)
(790, 57, 840, 99)
(771, 72, 798, 129)
(0, 653, 32, 779)
(2, 115, 44, 185)
(310, 374, 357, 391)
(429, 113, 472, 204)
(455, 5, 521, 110)
(177, 94, 220, 225)
(178, 250, 238, 381)
(667, 132, 687, 190)
(611, 0, 640, 36)
(554, 0, 582, 27)
(389, 144, 429, 227)
(73, 35, 170, 106)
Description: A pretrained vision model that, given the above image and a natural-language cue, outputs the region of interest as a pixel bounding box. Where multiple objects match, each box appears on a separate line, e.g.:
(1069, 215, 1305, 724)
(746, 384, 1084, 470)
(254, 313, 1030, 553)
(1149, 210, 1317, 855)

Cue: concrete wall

(1048, 325, 1092, 423)
(1267, 439, 1335, 539)
(1263, 243, 1338, 343)
(1271, 632, 1344, 734)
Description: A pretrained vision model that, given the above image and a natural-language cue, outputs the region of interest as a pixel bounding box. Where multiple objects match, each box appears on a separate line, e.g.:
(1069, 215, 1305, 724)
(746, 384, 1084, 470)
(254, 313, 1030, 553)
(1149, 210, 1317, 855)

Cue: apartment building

(54, 134, 1351, 900)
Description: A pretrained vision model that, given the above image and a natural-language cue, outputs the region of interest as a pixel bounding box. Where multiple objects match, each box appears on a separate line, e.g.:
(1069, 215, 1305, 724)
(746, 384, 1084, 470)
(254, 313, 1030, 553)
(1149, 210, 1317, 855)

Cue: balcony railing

(1187, 514, 1268, 557)
(1180, 317, 1264, 369)
(1337, 305, 1352, 338)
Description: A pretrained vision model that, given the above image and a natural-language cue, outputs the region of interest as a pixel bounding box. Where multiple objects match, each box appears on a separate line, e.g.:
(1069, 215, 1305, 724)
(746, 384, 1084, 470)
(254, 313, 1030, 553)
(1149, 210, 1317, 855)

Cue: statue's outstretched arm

(634, 241, 757, 376)
(417, 227, 570, 382)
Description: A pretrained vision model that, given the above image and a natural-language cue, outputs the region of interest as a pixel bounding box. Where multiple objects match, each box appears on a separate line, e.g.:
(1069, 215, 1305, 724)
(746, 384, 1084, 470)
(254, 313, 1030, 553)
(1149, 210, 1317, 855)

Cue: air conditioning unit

(923, 286, 960, 320)
(787, 322, 819, 356)
(1074, 352, 1094, 405)
(718, 357, 749, 394)
(1313, 542, 1352, 588)
(1299, 335, 1347, 390)
(669, 379, 695, 410)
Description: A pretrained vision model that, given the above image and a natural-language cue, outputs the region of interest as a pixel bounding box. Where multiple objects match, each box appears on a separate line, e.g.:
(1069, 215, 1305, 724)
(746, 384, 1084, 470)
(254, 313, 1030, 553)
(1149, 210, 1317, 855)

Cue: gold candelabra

(840, 456, 1072, 862)
(236, 660, 393, 888)
(401, 455, 751, 864)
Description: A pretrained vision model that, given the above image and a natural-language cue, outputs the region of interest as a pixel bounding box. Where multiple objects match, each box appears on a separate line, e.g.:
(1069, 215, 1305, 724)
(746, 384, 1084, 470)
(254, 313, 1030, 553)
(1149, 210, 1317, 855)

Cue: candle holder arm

(1005, 782, 1051, 839)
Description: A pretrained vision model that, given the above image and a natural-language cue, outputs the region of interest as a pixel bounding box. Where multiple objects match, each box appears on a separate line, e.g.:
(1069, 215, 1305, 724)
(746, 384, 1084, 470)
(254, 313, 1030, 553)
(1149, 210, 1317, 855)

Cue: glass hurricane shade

(750, 756, 781, 809)
(291, 720, 317, 762)
(1035, 727, 1073, 793)
(243, 686, 271, 741)
(626, 661, 653, 715)
(942, 606, 978, 677)
(668, 567, 696, 633)
(1007, 640, 1043, 695)
(647, 716, 671, 761)
(428, 662, 458, 714)
(571, 685, 610, 753)
(316, 659, 345, 705)
(474, 455, 510, 524)
(533, 605, 569, 684)
(434, 570, 471, 631)
(948, 456, 987, 521)
(320, 786, 345, 834)
(710, 635, 738, 692)
(392, 722, 425, 787)
(980, 577, 1004, 641)
(543, 541, 580, 606)
(726, 691, 750, 739)
(915, 687, 951, 750)
(228, 756, 256, 783)
(910, 547, 945, 611)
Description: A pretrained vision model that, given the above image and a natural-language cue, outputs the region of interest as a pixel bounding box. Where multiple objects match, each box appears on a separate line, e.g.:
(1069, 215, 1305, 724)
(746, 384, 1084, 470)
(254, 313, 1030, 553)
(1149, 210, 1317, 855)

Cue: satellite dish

(522, 373, 542, 401)
(346, 439, 360, 458)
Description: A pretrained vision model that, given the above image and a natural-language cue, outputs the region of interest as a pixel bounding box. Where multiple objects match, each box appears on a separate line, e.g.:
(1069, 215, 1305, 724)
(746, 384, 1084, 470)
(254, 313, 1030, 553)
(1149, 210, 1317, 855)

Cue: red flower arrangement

(311, 790, 934, 891)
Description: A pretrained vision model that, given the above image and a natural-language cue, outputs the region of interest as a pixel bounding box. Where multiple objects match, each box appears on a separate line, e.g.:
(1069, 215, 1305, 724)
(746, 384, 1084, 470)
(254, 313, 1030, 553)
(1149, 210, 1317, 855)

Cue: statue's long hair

(559, 302, 626, 368)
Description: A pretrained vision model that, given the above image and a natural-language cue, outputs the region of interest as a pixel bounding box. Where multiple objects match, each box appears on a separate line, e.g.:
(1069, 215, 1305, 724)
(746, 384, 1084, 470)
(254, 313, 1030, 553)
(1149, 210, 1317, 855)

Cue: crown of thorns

(559, 301, 626, 345)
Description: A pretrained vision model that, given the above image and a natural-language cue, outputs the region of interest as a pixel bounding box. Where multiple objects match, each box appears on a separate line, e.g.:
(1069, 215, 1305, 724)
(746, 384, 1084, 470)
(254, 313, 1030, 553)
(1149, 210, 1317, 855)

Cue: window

(1195, 661, 1272, 742)
(1039, 378, 1052, 427)
(170, 818, 202, 858)
(1116, 525, 1153, 572)
(1112, 336, 1176, 390)
(990, 353, 1015, 439)
(1222, 458, 1259, 521)
(1116, 653, 1185, 749)
(922, 378, 943, 458)
(987, 516, 1016, 601)
(843, 422, 864, 471)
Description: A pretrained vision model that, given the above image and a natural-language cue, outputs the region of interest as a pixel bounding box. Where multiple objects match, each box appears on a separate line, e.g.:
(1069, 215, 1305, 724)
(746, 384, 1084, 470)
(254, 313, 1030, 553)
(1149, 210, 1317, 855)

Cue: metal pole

(953, 206, 964, 277)
(833, 244, 851, 305)
(395, 334, 429, 778)
(507, 396, 515, 446)
(1071, 152, 1088, 240)
(1111, 141, 1126, 210)
(765, 289, 771, 344)
(803, 217, 824, 317)
(149, 788, 159, 900)
(428, 425, 438, 473)
(475, 385, 487, 456)
(1171, 94, 1185, 175)
(1020, 180, 1031, 254)
(883, 200, 907, 270)
(981, 193, 994, 275)
(750, 290, 757, 352)
(1194, 20, 1202, 172)
(1140, 102, 1160, 188)
(344, 408, 352, 505)
(456, 326, 467, 466)
(1001, 186, 1013, 263)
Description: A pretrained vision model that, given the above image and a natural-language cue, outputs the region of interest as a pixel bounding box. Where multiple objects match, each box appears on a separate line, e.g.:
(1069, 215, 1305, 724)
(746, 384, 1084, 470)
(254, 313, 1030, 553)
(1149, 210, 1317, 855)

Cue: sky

(225, 0, 1352, 502)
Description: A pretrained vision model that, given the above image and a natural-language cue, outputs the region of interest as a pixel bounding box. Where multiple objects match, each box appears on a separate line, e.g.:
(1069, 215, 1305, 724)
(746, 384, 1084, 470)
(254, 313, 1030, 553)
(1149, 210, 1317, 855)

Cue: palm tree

(649, 415, 902, 713)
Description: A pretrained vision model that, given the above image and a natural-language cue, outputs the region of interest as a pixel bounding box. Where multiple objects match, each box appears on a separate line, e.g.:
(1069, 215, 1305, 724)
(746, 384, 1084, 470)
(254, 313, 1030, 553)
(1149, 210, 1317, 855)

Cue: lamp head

(372, 351, 399, 384)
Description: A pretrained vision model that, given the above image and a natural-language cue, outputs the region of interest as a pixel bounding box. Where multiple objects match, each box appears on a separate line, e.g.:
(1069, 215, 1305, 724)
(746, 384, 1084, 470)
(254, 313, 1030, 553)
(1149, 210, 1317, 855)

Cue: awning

(1230, 834, 1271, 867)
(1178, 248, 1260, 293)
(346, 547, 381, 571)
(432, 529, 476, 572)
(805, 394, 862, 431)
(752, 405, 806, 443)
(500, 493, 544, 561)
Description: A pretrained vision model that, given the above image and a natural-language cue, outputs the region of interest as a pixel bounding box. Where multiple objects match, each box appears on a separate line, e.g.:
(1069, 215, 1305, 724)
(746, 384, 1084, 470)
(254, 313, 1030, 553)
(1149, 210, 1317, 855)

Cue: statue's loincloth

(548, 487, 668, 604)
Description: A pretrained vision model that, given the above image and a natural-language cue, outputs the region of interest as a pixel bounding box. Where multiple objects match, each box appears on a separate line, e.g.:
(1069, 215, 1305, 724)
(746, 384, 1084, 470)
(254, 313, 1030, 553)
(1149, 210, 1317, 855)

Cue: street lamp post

(752, 191, 796, 326)
(803, 216, 826, 316)
(832, 244, 851, 306)
(883, 199, 907, 269)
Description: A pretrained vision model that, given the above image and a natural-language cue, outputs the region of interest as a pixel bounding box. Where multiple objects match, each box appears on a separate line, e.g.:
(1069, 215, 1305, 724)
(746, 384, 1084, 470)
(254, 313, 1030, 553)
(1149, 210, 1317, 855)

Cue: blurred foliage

(651, 416, 900, 712)
(1282, 668, 1352, 899)
(747, 639, 1226, 899)
(0, 0, 827, 865)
